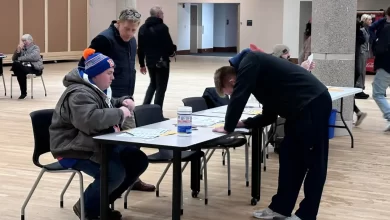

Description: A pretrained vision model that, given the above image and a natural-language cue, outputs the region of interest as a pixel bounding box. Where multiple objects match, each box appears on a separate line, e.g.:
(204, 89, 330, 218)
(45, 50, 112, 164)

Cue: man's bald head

(150, 6, 164, 19)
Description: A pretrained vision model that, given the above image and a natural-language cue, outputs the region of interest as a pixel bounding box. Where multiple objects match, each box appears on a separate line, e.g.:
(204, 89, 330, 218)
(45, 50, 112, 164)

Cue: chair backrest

(182, 97, 208, 112)
(133, 105, 171, 155)
(202, 87, 230, 109)
(133, 104, 166, 127)
(29, 109, 54, 168)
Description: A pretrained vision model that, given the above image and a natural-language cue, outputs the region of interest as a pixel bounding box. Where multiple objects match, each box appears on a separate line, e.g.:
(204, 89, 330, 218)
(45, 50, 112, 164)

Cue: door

(237, 4, 240, 52)
(190, 5, 198, 53)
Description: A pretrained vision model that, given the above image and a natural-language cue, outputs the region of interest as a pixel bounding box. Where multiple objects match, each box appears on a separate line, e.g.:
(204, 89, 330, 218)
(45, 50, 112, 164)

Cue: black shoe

(18, 94, 27, 99)
(73, 199, 122, 220)
(355, 92, 369, 99)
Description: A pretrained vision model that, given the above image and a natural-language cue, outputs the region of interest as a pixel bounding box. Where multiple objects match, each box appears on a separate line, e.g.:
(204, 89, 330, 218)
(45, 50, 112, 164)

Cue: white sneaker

(385, 122, 390, 132)
(253, 208, 286, 219)
(285, 215, 302, 220)
(355, 112, 367, 126)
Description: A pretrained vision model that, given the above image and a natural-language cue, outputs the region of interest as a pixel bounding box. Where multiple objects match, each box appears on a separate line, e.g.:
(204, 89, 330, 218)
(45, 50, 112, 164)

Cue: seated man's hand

(237, 121, 246, 128)
(120, 106, 131, 118)
(122, 99, 135, 111)
(212, 126, 227, 133)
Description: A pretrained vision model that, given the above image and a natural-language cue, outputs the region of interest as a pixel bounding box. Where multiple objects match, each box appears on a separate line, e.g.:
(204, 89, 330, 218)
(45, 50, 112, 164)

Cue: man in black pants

(138, 6, 176, 110)
(213, 49, 332, 220)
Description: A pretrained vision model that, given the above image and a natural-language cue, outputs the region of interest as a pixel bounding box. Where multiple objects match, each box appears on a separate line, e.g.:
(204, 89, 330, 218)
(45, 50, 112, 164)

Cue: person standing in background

(355, 14, 371, 99)
(299, 19, 311, 64)
(354, 19, 368, 126)
(138, 6, 176, 112)
(78, 8, 156, 192)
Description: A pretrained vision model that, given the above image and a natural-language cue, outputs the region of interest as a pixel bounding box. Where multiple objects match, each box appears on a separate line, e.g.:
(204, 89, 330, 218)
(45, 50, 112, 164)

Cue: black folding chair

(123, 104, 209, 209)
(182, 97, 248, 193)
(21, 109, 85, 220)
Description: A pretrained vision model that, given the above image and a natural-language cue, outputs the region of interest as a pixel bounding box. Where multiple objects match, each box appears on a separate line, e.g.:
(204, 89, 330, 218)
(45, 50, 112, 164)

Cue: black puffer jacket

(137, 17, 176, 68)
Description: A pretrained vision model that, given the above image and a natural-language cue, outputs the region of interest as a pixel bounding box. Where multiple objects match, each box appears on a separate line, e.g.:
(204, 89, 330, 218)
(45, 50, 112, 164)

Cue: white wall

(89, 0, 117, 42)
(177, 3, 191, 51)
(201, 3, 214, 49)
(213, 4, 238, 48)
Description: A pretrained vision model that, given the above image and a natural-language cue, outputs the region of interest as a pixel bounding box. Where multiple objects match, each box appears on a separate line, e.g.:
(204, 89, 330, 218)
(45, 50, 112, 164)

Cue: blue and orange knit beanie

(83, 48, 115, 78)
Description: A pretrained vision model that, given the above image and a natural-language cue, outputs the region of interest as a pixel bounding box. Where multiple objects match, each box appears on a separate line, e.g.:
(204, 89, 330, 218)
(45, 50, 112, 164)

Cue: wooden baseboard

(213, 47, 237, 53)
(176, 50, 190, 55)
(198, 48, 213, 53)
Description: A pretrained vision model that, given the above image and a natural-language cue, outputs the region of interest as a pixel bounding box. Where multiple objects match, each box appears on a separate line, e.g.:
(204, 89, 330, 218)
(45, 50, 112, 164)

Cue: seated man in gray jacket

(49, 48, 149, 220)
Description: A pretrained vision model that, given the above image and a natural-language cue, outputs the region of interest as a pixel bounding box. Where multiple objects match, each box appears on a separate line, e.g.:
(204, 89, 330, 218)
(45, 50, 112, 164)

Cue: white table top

(93, 119, 228, 150)
(192, 105, 261, 120)
(327, 86, 362, 101)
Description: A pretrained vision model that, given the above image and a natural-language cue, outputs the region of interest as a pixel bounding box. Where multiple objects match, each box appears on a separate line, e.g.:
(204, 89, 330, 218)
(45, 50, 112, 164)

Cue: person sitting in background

(50, 48, 149, 220)
(11, 34, 43, 99)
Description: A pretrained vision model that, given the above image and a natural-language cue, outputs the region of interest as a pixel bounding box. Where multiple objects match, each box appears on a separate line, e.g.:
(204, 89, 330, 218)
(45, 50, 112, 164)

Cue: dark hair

(304, 22, 311, 37)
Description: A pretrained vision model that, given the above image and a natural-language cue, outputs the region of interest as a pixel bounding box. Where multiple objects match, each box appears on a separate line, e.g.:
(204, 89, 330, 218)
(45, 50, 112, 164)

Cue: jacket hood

(229, 48, 251, 70)
(145, 16, 163, 27)
(63, 68, 101, 92)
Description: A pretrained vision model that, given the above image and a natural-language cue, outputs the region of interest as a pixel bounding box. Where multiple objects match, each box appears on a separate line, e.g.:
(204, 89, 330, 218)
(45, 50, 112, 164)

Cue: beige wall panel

(0, 0, 20, 54)
(70, 0, 88, 51)
(23, 0, 45, 52)
(48, 0, 68, 52)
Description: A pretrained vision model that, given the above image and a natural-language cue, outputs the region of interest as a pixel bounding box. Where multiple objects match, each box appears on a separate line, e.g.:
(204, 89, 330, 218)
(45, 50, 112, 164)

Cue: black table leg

(172, 150, 182, 220)
(100, 145, 109, 220)
(190, 150, 200, 197)
(329, 97, 354, 148)
(339, 98, 354, 148)
(251, 128, 262, 206)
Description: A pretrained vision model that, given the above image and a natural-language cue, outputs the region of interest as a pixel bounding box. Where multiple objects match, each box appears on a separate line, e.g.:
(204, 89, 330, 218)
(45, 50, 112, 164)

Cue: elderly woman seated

(11, 34, 43, 99)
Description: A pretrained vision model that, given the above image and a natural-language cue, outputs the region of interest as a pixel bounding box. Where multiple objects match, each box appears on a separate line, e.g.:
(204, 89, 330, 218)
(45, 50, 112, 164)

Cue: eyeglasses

(119, 9, 141, 19)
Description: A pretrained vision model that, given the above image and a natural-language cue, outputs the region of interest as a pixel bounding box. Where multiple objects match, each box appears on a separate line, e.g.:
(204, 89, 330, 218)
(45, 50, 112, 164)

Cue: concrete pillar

(311, 0, 357, 136)
(116, 0, 136, 16)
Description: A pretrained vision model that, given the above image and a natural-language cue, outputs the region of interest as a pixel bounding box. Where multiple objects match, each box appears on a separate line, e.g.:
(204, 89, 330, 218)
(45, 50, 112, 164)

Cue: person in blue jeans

(372, 7, 390, 132)
(50, 48, 149, 220)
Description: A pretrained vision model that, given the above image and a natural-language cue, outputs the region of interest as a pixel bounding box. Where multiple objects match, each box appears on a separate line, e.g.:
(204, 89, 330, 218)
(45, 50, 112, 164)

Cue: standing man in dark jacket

(213, 49, 332, 220)
(79, 8, 156, 192)
(138, 6, 176, 111)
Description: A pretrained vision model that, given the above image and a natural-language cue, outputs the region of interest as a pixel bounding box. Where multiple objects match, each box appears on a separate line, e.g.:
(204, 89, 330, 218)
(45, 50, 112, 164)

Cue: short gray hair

(118, 8, 141, 24)
(21, 34, 33, 42)
(150, 6, 163, 17)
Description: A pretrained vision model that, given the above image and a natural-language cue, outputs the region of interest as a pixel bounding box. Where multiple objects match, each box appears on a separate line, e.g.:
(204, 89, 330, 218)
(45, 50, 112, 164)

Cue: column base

(333, 120, 353, 137)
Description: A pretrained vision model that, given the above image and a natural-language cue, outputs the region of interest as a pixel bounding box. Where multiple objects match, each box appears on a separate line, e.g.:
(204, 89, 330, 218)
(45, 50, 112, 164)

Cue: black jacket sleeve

(78, 35, 111, 67)
(356, 30, 365, 46)
(242, 105, 277, 128)
(162, 25, 176, 55)
(137, 26, 146, 68)
(224, 55, 258, 132)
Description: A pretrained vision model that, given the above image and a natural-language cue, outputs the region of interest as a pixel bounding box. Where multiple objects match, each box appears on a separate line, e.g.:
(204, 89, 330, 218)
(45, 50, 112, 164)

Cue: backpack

(374, 22, 390, 55)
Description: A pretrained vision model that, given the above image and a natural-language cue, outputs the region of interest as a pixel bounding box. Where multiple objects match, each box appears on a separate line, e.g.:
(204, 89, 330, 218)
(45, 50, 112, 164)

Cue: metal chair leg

(1, 74, 6, 96)
(245, 142, 249, 187)
(226, 148, 231, 196)
(123, 182, 135, 209)
(202, 154, 208, 205)
(40, 76, 47, 96)
(155, 163, 172, 198)
(76, 171, 85, 220)
(31, 77, 33, 99)
(10, 75, 13, 98)
(21, 168, 46, 220)
(200, 149, 215, 176)
(60, 172, 76, 208)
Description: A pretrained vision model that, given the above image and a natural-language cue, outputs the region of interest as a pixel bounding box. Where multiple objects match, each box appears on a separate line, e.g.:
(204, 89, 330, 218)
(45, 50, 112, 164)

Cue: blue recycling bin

(328, 109, 337, 139)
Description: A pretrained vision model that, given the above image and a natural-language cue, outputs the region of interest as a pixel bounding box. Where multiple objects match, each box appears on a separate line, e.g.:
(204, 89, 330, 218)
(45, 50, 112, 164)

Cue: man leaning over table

(212, 48, 332, 220)
(50, 48, 149, 220)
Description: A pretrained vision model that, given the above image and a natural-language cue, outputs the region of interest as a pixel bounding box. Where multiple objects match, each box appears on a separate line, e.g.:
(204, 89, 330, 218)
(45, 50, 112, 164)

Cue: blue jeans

(372, 68, 390, 121)
(72, 145, 149, 217)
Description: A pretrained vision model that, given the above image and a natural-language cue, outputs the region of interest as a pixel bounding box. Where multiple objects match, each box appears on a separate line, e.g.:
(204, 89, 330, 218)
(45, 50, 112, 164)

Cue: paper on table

(243, 109, 262, 115)
(122, 128, 175, 139)
(327, 86, 343, 92)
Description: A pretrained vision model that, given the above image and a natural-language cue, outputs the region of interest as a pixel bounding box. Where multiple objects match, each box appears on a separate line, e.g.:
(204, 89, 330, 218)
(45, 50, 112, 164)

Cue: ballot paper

(307, 54, 314, 70)
(123, 128, 171, 139)
(191, 116, 225, 127)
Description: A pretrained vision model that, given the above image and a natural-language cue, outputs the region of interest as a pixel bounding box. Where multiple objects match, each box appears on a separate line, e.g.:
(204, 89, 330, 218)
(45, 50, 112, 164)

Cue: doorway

(190, 4, 198, 53)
